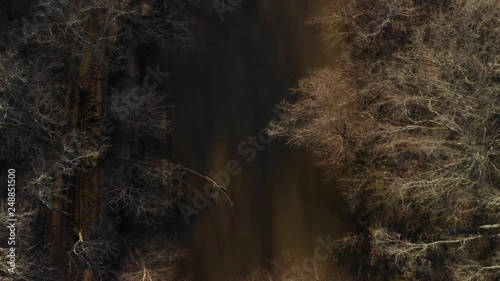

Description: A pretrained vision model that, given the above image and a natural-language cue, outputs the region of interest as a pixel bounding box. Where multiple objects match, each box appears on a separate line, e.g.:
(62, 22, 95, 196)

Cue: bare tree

(450, 253, 500, 281)
(0, 246, 59, 281)
(118, 0, 201, 49)
(235, 251, 355, 281)
(0, 50, 75, 212)
(110, 90, 171, 143)
(268, 0, 500, 280)
(369, 227, 500, 280)
(1, 2, 201, 280)
(106, 159, 185, 226)
(267, 67, 364, 175)
(119, 238, 191, 281)
(54, 132, 110, 176)
(0, 50, 66, 163)
(68, 219, 121, 280)
(1, 50, 109, 211)
(15, 131, 110, 213)
(0, 202, 59, 281)
(28, 0, 200, 58)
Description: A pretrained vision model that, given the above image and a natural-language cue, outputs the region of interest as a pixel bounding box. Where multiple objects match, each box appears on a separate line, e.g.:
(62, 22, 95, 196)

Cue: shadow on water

(148, 0, 354, 280)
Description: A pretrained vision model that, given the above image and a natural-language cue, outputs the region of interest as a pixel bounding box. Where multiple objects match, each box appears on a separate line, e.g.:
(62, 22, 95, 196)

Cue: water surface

(154, 0, 351, 279)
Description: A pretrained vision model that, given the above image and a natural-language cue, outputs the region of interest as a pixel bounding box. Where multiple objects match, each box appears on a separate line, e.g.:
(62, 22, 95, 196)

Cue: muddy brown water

(148, 0, 353, 280)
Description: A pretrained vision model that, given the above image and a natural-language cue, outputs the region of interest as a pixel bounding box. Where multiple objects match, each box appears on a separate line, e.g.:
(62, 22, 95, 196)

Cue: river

(151, 0, 352, 280)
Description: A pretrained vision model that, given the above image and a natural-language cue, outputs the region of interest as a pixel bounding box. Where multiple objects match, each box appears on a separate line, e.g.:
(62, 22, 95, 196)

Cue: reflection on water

(154, 0, 351, 280)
